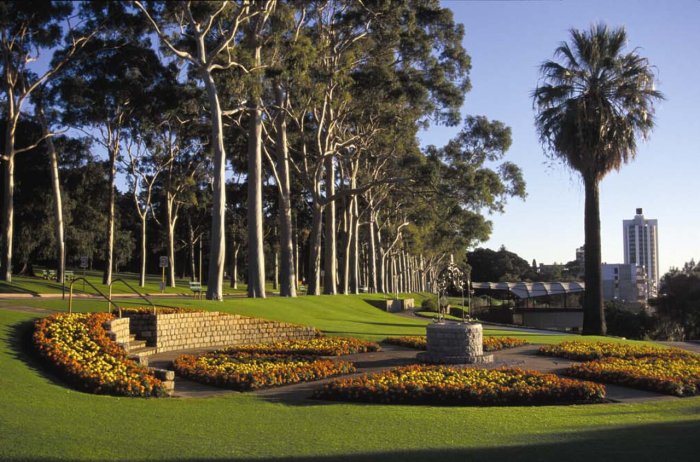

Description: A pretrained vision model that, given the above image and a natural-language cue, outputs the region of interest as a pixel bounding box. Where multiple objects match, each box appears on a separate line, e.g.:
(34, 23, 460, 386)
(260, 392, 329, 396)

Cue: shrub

(33, 313, 166, 397)
(421, 298, 438, 312)
(218, 337, 380, 356)
(384, 335, 528, 352)
(538, 341, 695, 361)
(313, 365, 605, 405)
(174, 352, 355, 391)
(564, 356, 700, 396)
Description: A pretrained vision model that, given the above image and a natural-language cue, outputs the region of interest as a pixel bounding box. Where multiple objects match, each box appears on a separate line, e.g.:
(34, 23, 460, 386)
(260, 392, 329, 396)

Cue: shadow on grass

(5, 420, 699, 461)
(363, 298, 389, 311)
(5, 318, 75, 391)
(0, 281, 38, 295)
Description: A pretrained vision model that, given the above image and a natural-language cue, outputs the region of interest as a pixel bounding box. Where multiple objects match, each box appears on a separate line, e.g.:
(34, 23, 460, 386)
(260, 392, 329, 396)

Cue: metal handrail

(108, 278, 157, 315)
(68, 278, 120, 315)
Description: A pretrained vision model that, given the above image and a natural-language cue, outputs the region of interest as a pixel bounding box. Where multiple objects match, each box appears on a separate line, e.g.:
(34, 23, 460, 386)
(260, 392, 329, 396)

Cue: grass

(0, 269, 253, 296)
(1, 296, 699, 461)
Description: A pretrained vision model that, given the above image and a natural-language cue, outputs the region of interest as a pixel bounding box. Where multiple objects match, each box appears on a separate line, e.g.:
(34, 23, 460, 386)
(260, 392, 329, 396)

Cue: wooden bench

(64, 270, 75, 281)
(190, 281, 203, 299)
(41, 269, 49, 279)
(48, 270, 56, 280)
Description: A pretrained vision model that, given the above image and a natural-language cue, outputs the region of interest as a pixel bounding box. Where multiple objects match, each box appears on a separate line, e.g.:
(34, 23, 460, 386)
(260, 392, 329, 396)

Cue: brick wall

(121, 311, 318, 353)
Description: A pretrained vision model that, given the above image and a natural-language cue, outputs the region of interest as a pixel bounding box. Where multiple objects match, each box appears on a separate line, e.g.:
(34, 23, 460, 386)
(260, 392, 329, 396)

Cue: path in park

(148, 342, 680, 405)
(1, 301, 694, 405)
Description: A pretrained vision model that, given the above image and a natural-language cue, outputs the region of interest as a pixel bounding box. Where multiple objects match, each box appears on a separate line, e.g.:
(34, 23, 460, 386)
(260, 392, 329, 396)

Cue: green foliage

(652, 261, 700, 340)
(421, 297, 438, 312)
(467, 246, 535, 282)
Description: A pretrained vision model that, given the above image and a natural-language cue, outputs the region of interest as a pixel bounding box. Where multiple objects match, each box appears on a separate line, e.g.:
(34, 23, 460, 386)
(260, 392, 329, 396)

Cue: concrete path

(149, 342, 680, 404)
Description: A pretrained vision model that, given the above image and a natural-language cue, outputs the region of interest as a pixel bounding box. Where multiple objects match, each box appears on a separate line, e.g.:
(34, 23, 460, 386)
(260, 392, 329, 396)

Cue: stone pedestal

(417, 322, 494, 364)
(385, 298, 415, 313)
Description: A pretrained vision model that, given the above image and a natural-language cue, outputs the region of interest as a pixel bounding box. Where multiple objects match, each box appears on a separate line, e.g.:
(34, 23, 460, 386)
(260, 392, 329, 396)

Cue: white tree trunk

(202, 72, 227, 300)
(246, 97, 266, 298)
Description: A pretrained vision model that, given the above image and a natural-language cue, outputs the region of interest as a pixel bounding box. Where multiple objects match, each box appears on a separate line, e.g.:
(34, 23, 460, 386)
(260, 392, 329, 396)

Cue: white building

(601, 263, 648, 304)
(623, 208, 659, 297)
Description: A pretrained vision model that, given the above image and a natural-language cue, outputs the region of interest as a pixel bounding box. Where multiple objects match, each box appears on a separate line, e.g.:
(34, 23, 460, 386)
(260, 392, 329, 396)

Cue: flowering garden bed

(173, 351, 355, 391)
(313, 365, 605, 405)
(539, 341, 700, 397)
(218, 336, 381, 356)
(384, 335, 528, 351)
(538, 341, 696, 361)
(33, 313, 166, 397)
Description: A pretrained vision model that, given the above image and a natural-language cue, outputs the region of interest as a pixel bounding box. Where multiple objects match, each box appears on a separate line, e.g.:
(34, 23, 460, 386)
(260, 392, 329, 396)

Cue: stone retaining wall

(121, 311, 318, 353)
(105, 317, 131, 344)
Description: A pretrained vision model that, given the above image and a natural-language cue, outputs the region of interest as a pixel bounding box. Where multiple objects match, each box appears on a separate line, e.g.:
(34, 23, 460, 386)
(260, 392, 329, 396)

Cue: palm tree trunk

(582, 176, 606, 335)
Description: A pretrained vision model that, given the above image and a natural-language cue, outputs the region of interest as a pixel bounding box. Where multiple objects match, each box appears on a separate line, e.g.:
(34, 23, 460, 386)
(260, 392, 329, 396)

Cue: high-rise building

(623, 208, 659, 296)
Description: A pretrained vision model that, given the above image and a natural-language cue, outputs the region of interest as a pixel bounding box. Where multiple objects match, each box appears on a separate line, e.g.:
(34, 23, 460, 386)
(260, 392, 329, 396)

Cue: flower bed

(538, 341, 695, 361)
(173, 352, 355, 391)
(33, 313, 166, 397)
(218, 336, 380, 356)
(384, 335, 528, 352)
(313, 365, 605, 405)
(564, 356, 700, 397)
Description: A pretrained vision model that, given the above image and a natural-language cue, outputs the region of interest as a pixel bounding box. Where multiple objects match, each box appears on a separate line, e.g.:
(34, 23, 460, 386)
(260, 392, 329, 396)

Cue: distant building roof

(471, 282, 585, 299)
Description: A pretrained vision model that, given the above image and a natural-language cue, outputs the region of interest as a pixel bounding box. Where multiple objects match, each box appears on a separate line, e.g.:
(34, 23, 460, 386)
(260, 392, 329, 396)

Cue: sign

(159, 256, 169, 268)
(79, 256, 88, 269)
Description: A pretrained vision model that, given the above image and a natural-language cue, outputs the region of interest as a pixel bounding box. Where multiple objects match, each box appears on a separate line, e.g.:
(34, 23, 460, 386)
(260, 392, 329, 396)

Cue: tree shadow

(363, 298, 389, 310)
(4, 318, 75, 390)
(0, 281, 38, 295)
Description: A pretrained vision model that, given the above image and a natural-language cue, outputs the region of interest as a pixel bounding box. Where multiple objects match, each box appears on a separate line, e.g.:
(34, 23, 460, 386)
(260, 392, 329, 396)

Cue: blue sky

(417, 0, 700, 274)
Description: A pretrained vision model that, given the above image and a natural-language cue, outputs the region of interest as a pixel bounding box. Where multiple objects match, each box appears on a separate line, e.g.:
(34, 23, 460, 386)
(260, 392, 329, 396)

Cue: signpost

(80, 256, 88, 292)
(159, 256, 169, 293)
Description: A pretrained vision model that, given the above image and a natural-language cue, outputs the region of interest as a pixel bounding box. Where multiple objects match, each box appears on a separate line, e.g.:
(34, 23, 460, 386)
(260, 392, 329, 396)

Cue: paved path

(149, 342, 680, 404)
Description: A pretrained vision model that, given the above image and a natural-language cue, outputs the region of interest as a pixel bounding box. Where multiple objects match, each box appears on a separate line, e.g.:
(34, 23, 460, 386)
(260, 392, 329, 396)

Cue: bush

(33, 313, 166, 397)
(421, 298, 438, 312)
(217, 337, 380, 356)
(174, 352, 354, 391)
(313, 365, 605, 405)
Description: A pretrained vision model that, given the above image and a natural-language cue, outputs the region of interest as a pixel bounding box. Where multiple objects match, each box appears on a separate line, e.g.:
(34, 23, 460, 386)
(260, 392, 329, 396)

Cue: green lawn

(0, 269, 254, 296)
(1, 296, 698, 461)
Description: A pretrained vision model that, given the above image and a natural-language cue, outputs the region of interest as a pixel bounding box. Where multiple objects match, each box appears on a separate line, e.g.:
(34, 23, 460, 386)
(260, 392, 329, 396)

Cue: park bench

(64, 271, 75, 281)
(190, 281, 203, 299)
(41, 269, 49, 279)
(48, 270, 56, 280)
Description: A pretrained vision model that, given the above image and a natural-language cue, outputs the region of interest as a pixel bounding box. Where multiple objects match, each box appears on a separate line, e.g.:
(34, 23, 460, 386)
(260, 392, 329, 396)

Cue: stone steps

(127, 346, 157, 366)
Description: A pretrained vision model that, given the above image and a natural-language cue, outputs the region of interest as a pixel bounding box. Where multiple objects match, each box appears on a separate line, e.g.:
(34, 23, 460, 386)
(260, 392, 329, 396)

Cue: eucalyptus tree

(55, 31, 170, 285)
(0, 1, 93, 282)
(122, 133, 171, 287)
(136, 0, 276, 300)
(533, 24, 662, 335)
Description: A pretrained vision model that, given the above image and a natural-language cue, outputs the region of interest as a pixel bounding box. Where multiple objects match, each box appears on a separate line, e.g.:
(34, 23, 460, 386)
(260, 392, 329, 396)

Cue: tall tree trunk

(274, 84, 296, 296)
(307, 201, 323, 295)
(340, 201, 352, 294)
(375, 221, 385, 293)
(165, 197, 177, 287)
(188, 216, 196, 280)
(367, 215, 377, 293)
(102, 144, 116, 285)
(0, 148, 14, 282)
(349, 195, 359, 294)
(230, 244, 239, 289)
(202, 72, 226, 301)
(37, 103, 64, 283)
(139, 216, 147, 287)
(323, 156, 337, 294)
(246, 96, 266, 298)
(582, 176, 606, 335)
(273, 250, 279, 291)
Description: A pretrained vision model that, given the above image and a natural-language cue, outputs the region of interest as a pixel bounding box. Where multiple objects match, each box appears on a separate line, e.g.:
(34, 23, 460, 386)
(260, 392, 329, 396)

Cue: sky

(417, 0, 700, 275)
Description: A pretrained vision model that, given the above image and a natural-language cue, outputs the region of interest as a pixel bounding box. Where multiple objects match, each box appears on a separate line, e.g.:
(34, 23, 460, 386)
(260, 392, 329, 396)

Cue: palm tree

(533, 24, 663, 335)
